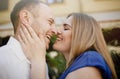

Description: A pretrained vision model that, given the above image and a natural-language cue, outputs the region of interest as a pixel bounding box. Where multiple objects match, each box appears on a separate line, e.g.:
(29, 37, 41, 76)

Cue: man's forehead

(39, 3, 51, 11)
(38, 4, 54, 16)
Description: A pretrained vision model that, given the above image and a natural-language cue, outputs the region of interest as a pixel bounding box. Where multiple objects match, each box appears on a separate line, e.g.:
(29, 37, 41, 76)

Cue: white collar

(7, 36, 30, 64)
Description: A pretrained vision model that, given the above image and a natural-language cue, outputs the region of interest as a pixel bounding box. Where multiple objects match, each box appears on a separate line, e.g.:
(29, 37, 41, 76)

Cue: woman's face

(53, 16, 72, 53)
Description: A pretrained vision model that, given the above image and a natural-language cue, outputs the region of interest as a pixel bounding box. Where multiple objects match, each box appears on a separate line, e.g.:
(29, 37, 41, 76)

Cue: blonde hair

(67, 13, 117, 79)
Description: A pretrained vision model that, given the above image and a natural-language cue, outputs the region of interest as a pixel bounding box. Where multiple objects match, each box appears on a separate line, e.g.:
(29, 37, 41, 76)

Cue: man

(0, 0, 56, 79)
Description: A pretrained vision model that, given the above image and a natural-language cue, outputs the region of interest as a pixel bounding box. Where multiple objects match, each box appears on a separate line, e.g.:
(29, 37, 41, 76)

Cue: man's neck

(14, 33, 19, 42)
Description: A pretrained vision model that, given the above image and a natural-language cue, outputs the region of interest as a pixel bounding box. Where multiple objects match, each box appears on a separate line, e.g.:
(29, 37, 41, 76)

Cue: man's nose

(56, 28, 62, 35)
(47, 27, 57, 36)
(50, 27, 57, 35)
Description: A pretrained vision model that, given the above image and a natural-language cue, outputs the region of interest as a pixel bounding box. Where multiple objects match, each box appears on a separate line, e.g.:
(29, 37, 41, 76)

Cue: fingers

(22, 23, 39, 40)
(21, 24, 32, 42)
(19, 28, 28, 44)
(20, 23, 46, 46)
(17, 23, 47, 62)
(37, 29, 45, 42)
(23, 23, 46, 44)
(38, 33, 46, 44)
(18, 34, 25, 47)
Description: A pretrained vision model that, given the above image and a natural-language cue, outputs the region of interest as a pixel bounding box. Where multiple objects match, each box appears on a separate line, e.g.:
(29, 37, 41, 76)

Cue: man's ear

(19, 10, 33, 26)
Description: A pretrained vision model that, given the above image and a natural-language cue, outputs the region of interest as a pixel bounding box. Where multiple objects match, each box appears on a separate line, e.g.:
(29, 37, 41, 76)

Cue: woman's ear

(19, 9, 33, 26)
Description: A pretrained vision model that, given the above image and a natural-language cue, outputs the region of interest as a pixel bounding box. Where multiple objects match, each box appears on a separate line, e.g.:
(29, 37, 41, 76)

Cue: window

(46, 0, 63, 4)
(0, 0, 8, 11)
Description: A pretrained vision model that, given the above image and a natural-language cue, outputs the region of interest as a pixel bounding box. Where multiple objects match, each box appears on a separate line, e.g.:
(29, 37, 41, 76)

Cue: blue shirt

(59, 51, 112, 79)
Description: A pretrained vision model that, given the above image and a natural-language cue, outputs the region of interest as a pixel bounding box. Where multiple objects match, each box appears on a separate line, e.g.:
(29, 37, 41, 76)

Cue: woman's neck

(62, 52, 69, 63)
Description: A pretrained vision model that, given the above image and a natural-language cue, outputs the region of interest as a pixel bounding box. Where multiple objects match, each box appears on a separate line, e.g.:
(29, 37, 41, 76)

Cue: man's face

(31, 4, 55, 49)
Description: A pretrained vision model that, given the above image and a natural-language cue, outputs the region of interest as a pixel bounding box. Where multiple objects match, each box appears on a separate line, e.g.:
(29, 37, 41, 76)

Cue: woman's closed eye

(63, 24, 71, 30)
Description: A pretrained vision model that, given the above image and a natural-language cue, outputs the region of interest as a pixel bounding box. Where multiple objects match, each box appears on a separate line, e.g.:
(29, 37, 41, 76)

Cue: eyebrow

(63, 23, 72, 28)
(63, 23, 71, 27)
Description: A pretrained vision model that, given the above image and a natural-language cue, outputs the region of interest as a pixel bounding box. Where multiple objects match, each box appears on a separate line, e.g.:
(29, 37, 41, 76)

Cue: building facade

(0, 0, 120, 37)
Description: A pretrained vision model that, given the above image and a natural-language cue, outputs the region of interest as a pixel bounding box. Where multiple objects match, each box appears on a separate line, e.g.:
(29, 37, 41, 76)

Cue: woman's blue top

(59, 51, 112, 79)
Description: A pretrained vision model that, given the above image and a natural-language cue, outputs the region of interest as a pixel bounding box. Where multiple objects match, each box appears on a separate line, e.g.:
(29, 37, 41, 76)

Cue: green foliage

(46, 34, 66, 79)
(47, 35, 58, 52)
(50, 35, 58, 44)
(103, 27, 120, 78)
(46, 52, 66, 79)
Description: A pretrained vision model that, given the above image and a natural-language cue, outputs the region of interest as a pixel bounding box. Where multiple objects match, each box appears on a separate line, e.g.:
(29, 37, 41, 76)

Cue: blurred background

(0, 0, 120, 79)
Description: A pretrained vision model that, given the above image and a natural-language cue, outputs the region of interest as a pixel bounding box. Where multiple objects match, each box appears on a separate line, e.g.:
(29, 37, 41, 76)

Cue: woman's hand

(18, 23, 46, 61)
(17, 23, 47, 79)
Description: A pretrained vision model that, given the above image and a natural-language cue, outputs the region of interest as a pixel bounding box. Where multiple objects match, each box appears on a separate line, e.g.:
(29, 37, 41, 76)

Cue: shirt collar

(7, 36, 30, 64)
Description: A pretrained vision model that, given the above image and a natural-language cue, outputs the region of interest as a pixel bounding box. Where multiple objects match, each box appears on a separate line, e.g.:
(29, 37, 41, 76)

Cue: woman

(18, 13, 117, 79)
